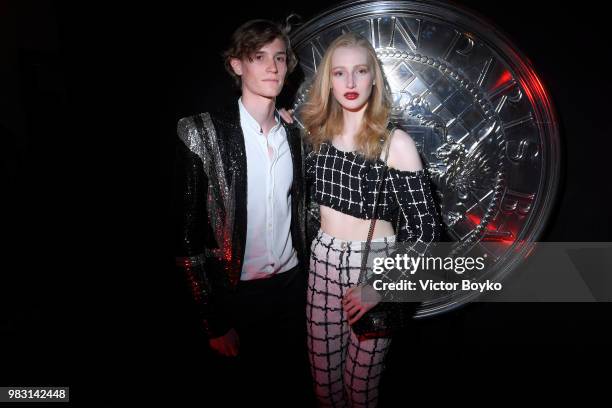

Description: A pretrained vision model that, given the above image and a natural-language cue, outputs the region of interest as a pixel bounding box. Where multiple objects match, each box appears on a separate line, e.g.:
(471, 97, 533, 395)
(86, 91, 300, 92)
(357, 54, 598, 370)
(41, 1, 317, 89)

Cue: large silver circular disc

(291, 0, 561, 317)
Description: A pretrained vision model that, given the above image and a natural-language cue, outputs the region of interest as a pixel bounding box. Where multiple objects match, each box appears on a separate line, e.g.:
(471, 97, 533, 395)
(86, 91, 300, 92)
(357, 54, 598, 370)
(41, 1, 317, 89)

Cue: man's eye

(276, 56, 286, 62)
(255, 55, 264, 60)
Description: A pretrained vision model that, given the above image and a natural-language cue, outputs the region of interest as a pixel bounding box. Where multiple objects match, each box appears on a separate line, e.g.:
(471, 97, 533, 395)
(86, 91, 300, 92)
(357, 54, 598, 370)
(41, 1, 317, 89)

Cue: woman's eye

(333, 72, 343, 77)
(358, 69, 368, 74)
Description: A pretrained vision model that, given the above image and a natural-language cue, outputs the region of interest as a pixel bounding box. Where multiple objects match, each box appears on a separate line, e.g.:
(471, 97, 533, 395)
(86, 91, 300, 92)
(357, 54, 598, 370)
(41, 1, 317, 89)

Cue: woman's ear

(230, 58, 242, 76)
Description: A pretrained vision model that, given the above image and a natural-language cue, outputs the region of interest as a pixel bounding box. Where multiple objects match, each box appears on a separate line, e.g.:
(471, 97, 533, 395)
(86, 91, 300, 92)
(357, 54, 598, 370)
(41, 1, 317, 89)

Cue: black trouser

(214, 264, 314, 406)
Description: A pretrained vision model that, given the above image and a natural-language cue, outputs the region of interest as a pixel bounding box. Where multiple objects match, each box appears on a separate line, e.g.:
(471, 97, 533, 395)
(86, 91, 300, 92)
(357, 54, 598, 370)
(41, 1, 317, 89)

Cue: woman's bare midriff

(320, 205, 394, 241)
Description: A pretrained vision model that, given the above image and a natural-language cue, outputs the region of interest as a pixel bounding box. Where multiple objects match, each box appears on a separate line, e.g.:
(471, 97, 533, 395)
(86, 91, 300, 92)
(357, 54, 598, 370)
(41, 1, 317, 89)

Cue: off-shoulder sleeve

(386, 167, 442, 255)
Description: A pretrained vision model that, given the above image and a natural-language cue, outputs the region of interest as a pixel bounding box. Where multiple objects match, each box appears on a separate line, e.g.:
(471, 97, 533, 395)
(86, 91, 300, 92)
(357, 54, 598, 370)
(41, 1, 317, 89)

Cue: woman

(301, 32, 442, 407)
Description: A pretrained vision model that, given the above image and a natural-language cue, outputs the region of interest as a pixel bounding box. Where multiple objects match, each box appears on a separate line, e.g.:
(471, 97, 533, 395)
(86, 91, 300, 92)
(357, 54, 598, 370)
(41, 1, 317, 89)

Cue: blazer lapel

(210, 103, 248, 285)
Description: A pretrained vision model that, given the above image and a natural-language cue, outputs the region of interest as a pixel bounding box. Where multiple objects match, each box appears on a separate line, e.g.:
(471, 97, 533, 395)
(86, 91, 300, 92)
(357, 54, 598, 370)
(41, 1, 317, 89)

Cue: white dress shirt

(238, 98, 299, 281)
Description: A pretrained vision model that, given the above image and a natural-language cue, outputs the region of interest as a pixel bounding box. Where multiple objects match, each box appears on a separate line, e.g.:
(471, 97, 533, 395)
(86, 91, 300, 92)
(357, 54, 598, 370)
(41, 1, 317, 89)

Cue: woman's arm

(386, 129, 442, 253)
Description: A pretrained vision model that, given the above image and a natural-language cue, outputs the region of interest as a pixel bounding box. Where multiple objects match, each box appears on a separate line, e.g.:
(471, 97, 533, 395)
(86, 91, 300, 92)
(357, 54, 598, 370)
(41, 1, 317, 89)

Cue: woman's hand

(342, 284, 381, 325)
(278, 108, 294, 124)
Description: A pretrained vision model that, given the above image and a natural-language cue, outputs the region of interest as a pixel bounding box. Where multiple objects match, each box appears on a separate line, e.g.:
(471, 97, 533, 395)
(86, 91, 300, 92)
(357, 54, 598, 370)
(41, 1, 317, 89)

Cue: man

(174, 19, 313, 404)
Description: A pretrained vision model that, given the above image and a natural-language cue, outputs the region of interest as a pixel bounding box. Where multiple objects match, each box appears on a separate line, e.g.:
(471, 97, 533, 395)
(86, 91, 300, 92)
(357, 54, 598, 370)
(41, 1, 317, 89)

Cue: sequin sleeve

(174, 119, 232, 339)
(302, 143, 321, 245)
(387, 168, 442, 255)
(304, 146, 317, 184)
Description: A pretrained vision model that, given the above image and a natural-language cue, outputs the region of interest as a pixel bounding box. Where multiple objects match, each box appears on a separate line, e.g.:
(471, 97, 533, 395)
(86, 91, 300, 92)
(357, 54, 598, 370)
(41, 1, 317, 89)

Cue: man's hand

(209, 328, 240, 357)
(279, 108, 294, 124)
(342, 285, 382, 326)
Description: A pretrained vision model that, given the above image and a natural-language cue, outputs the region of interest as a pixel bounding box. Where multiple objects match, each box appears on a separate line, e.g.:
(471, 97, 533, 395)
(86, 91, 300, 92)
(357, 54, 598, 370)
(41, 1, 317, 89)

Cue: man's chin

(243, 86, 282, 100)
(259, 91, 281, 99)
(262, 84, 284, 97)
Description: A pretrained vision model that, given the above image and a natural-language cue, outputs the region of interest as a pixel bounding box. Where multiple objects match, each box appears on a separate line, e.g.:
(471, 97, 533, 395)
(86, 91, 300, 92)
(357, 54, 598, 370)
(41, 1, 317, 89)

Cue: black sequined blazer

(174, 102, 316, 338)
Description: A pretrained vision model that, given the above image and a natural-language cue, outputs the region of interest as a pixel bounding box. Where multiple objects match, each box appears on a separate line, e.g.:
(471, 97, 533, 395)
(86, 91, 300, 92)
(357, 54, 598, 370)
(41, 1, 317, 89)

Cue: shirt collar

(238, 97, 281, 135)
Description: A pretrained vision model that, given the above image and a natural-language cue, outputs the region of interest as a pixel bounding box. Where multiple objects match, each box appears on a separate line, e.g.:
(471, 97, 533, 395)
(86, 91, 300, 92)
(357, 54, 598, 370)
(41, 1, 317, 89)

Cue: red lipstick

(344, 92, 359, 100)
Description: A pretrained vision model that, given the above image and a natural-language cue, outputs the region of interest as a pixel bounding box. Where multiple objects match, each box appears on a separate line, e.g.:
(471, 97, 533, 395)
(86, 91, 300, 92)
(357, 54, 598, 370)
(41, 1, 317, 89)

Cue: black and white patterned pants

(307, 229, 395, 408)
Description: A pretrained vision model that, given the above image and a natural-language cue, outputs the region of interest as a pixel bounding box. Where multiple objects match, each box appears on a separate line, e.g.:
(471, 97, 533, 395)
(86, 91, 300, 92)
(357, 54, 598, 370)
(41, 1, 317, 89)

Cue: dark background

(2, 0, 611, 405)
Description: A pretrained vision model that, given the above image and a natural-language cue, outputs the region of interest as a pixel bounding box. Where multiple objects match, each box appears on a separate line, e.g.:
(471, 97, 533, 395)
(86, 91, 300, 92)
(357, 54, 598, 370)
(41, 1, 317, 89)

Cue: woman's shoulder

(388, 128, 416, 155)
(385, 128, 423, 173)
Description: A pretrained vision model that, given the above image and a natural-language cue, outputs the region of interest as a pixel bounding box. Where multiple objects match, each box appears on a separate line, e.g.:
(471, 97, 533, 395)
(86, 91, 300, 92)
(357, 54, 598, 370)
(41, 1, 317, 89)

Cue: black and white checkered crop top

(305, 141, 442, 249)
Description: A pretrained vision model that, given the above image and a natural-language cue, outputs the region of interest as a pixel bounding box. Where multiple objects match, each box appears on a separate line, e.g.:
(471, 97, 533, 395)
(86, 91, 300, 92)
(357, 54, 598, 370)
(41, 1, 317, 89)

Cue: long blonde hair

(300, 32, 392, 160)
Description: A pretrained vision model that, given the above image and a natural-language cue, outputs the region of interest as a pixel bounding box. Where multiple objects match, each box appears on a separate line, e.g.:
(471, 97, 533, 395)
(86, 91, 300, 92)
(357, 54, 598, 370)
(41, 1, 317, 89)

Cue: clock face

(291, 1, 561, 316)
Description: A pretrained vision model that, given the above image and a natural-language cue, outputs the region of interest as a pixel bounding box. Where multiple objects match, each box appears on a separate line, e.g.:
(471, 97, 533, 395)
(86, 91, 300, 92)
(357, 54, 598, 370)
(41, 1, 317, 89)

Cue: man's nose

(266, 59, 278, 73)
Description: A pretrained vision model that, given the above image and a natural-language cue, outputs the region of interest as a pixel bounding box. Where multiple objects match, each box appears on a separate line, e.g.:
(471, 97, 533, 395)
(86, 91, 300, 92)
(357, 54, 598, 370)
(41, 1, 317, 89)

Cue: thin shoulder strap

(384, 126, 396, 164)
(361, 126, 396, 281)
